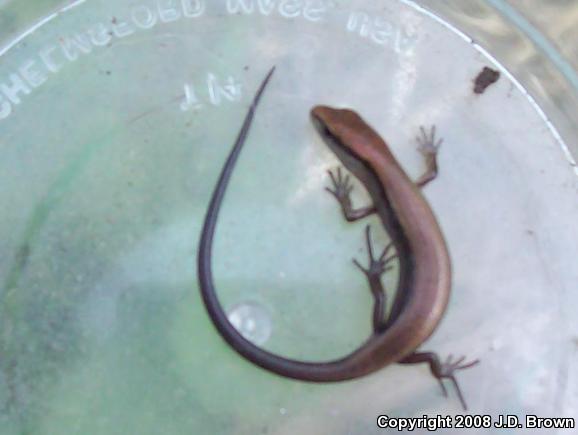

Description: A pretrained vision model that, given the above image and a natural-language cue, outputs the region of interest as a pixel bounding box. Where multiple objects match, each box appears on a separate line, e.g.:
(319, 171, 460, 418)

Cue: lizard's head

(310, 106, 386, 164)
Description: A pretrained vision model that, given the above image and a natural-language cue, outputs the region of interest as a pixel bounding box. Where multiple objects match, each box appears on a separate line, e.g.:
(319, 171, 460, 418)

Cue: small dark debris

(111, 17, 118, 24)
(105, 70, 111, 75)
(244, 65, 249, 71)
(473, 67, 500, 94)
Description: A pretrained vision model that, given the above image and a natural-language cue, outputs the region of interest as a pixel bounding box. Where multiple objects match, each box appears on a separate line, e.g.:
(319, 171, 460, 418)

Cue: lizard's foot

(417, 125, 443, 157)
(353, 225, 397, 279)
(325, 168, 376, 222)
(401, 352, 480, 410)
(432, 354, 480, 410)
(415, 126, 443, 188)
(325, 167, 353, 206)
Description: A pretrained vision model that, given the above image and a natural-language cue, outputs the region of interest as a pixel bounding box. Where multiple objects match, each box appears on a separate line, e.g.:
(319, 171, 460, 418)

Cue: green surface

(0, 2, 391, 433)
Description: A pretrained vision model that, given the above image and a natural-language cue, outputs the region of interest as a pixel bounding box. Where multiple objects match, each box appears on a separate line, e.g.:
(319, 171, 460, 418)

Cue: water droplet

(228, 301, 272, 346)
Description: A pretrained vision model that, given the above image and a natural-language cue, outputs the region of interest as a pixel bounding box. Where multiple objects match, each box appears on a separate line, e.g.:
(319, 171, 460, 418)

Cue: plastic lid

(0, 0, 576, 432)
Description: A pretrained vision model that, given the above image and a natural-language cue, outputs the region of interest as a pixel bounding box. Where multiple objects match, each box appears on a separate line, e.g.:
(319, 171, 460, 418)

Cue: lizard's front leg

(325, 167, 376, 222)
(415, 125, 443, 188)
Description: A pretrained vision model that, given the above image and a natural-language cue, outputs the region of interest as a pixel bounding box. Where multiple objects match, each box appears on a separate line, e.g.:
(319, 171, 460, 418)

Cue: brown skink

(197, 67, 478, 409)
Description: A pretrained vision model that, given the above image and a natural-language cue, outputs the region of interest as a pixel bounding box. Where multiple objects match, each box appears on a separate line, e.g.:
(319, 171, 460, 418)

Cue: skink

(197, 67, 478, 409)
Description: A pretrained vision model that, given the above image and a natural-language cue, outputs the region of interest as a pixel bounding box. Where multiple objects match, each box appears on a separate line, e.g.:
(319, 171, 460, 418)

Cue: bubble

(227, 301, 272, 346)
